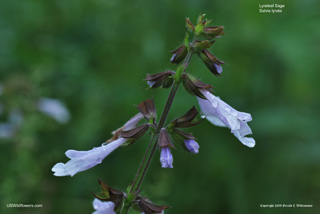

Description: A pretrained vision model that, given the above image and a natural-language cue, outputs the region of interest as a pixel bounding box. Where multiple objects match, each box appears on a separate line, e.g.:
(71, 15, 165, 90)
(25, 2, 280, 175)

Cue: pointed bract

(120, 124, 150, 146)
(136, 98, 156, 121)
(159, 128, 175, 148)
(182, 74, 213, 99)
(138, 199, 169, 214)
(171, 106, 203, 128)
(185, 17, 194, 32)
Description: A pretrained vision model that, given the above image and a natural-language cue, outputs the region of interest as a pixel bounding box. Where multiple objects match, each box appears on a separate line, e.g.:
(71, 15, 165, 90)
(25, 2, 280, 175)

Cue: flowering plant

(52, 14, 255, 214)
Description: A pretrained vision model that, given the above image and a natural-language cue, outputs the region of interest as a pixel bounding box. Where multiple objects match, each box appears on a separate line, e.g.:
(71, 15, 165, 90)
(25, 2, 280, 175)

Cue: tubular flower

(52, 113, 144, 176)
(198, 90, 255, 148)
(160, 146, 173, 168)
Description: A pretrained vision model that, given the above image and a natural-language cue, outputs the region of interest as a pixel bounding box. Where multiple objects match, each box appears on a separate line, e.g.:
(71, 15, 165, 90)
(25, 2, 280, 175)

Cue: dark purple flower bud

(202, 26, 224, 39)
(184, 139, 199, 153)
(170, 44, 188, 64)
(120, 124, 150, 146)
(144, 71, 175, 89)
(138, 198, 169, 214)
(136, 98, 156, 121)
(182, 73, 213, 99)
(160, 146, 173, 168)
(171, 106, 203, 128)
(198, 49, 225, 76)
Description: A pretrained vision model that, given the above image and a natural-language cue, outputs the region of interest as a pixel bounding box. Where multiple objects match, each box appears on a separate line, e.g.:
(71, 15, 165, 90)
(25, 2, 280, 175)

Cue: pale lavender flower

(160, 146, 173, 168)
(214, 63, 223, 75)
(92, 199, 157, 214)
(92, 199, 115, 214)
(9, 108, 23, 126)
(184, 139, 199, 153)
(52, 113, 144, 176)
(0, 123, 15, 139)
(198, 89, 255, 148)
(37, 98, 70, 124)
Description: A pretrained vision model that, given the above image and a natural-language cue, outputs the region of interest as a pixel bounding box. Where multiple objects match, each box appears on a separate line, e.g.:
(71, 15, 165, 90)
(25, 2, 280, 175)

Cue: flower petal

(122, 113, 144, 131)
(160, 147, 173, 168)
(92, 199, 115, 214)
(232, 130, 255, 148)
(198, 89, 255, 147)
(197, 98, 227, 127)
(52, 138, 127, 176)
(184, 140, 200, 153)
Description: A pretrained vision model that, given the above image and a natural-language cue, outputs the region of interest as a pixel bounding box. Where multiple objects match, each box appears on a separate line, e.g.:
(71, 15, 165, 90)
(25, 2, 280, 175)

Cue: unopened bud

(202, 26, 224, 39)
(170, 106, 203, 128)
(191, 40, 215, 53)
(197, 13, 206, 25)
(120, 124, 150, 146)
(170, 44, 188, 64)
(145, 71, 175, 89)
(185, 17, 194, 32)
(198, 49, 224, 76)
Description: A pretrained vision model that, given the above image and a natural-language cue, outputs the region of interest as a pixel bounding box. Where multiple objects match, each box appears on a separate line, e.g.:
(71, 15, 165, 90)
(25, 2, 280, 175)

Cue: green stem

(119, 50, 193, 214)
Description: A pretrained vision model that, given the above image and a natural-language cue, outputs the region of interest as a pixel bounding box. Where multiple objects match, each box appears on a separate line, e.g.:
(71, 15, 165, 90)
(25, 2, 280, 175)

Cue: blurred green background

(1, 0, 320, 213)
